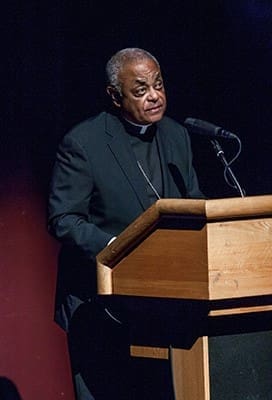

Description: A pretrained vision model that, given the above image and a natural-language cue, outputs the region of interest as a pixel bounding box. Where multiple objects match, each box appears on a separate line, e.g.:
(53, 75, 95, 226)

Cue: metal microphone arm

(210, 139, 246, 197)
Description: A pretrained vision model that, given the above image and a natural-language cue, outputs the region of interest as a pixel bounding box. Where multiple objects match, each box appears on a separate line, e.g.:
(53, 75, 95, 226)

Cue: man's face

(116, 58, 167, 125)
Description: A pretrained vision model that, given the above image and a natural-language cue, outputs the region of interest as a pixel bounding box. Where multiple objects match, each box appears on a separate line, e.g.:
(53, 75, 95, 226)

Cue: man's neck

(123, 117, 152, 134)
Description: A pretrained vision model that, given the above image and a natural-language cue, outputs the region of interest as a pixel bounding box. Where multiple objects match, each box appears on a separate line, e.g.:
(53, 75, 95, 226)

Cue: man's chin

(148, 112, 164, 124)
(145, 106, 166, 123)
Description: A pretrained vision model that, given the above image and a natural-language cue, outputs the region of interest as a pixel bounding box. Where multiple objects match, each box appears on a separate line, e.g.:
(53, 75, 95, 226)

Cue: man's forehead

(121, 60, 162, 82)
(134, 70, 162, 84)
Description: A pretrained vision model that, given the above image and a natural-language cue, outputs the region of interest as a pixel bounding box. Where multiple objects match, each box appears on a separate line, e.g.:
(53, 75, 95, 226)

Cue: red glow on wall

(0, 174, 74, 399)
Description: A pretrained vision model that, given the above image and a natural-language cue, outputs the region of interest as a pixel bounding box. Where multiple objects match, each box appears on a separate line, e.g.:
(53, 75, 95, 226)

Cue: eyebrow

(134, 72, 162, 85)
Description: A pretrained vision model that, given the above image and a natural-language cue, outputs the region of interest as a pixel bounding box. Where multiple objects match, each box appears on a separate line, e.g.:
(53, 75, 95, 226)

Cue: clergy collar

(123, 118, 153, 135)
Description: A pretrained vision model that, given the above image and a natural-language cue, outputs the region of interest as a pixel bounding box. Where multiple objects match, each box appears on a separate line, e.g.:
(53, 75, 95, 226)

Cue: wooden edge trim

(130, 345, 169, 359)
(96, 262, 113, 294)
(97, 203, 160, 267)
(206, 195, 272, 220)
(209, 304, 272, 317)
(156, 198, 206, 215)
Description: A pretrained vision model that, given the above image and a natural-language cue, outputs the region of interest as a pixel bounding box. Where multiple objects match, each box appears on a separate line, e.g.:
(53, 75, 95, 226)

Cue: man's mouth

(146, 104, 163, 114)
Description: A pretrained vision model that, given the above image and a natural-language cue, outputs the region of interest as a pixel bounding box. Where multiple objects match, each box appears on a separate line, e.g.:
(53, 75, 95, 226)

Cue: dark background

(2, 0, 272, 199)
(1, 1, 272, 399)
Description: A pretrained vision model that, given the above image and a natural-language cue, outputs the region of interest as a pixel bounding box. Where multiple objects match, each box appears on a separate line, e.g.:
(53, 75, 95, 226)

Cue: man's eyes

(134, 81, 164, 97)
(134, 87, 147, 96)
(154, 81, 163, 89)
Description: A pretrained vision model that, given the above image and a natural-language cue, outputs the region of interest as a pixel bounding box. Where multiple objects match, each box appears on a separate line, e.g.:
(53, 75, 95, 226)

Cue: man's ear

(106, 86, 122, 108)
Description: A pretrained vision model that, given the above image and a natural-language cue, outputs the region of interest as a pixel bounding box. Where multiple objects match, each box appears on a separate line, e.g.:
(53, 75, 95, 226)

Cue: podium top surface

(97, 195, 272, 267)
(149, 195, 272, 220)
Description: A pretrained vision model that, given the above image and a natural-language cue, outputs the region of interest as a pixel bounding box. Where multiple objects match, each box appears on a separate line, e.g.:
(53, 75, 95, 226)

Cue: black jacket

(48, 111, 204, 330)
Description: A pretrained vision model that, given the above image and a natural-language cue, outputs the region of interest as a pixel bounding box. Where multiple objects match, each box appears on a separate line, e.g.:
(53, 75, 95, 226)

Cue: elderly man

(48, 47, 203, 400)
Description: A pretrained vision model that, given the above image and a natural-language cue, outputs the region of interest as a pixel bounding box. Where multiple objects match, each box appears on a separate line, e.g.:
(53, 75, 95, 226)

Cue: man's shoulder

(67, 112, 107, 136)
(61, 111, 118, 144)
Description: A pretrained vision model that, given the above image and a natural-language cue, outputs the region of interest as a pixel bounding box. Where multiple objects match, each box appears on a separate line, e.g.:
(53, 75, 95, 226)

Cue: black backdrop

(3, 0, 272, 199)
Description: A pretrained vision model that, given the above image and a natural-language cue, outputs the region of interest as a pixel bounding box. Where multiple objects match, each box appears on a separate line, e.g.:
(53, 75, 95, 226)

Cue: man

(48, 48, 204, 400)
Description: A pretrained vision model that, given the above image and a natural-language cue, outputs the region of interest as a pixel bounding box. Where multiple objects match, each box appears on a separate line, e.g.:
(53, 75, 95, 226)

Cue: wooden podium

(96, 195, 272, 400)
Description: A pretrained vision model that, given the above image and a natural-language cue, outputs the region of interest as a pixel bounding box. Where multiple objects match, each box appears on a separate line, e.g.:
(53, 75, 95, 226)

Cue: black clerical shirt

(123, 120, 163, 205)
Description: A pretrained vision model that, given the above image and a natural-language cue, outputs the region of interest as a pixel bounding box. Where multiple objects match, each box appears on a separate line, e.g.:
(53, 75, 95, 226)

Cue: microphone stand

(210, 139, 246, 198)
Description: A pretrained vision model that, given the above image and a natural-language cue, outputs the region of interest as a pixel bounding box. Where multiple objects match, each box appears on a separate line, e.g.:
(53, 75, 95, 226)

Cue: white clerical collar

(124, 118, 152, 134)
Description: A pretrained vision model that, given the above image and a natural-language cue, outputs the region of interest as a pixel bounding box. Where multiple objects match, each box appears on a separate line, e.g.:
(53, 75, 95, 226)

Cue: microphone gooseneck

(210, 139, 245, 197)
(184, 117, 246, 197)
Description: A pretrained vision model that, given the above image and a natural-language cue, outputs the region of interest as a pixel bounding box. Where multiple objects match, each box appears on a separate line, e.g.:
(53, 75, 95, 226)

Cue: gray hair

(105, 48, 160, 94)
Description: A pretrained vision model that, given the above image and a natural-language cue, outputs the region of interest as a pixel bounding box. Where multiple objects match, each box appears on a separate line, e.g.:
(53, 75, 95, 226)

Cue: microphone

(184, 117, 237, 139)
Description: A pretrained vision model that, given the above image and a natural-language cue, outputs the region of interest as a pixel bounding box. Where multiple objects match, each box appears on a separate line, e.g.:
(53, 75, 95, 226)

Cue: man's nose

(147, 87, 159, 101)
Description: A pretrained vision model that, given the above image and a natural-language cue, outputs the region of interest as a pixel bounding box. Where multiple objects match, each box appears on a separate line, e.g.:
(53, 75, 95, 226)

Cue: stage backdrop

(2, 1, 272, 398)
